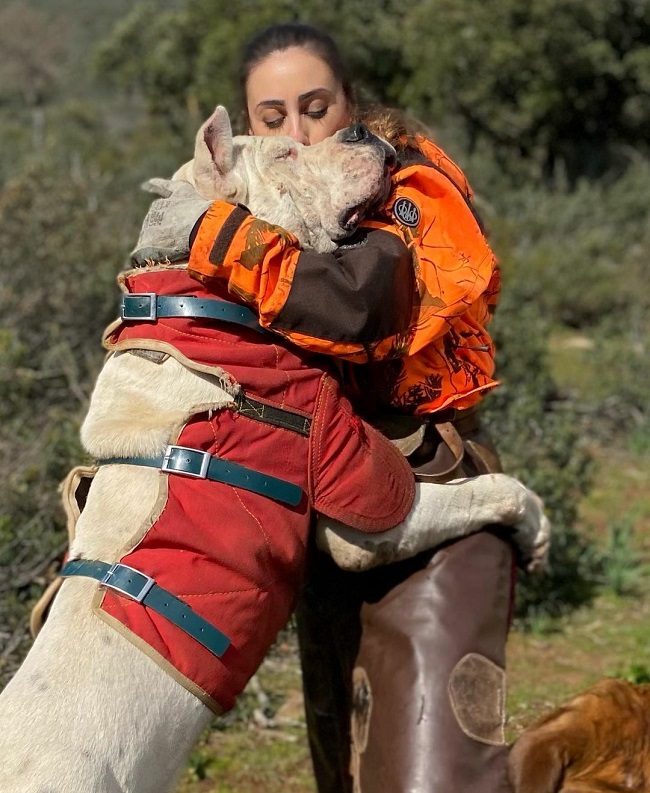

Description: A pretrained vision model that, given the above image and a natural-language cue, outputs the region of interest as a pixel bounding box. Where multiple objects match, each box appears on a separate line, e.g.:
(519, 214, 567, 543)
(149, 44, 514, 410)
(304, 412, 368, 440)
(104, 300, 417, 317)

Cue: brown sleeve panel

(269, 228, 415, 345)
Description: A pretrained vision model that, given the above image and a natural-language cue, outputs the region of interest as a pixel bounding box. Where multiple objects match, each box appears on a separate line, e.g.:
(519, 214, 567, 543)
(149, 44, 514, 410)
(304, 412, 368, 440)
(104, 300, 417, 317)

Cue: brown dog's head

(508, 679, 650, 793)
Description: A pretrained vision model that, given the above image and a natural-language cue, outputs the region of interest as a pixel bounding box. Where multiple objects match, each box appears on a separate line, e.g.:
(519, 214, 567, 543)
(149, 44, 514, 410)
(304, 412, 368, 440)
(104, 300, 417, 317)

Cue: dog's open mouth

(339, 201, 371, 236)
(336, 198, 374, 238)
(334, 150, 395, 240)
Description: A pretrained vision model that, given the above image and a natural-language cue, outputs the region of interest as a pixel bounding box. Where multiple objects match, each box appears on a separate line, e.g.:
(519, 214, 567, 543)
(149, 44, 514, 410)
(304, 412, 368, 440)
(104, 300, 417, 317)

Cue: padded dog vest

(70, 265, 413, 711)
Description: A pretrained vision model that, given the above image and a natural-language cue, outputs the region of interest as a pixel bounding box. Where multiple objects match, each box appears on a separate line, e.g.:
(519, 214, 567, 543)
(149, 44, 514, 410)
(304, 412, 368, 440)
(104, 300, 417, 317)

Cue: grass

(548, 330, 599, 399)
(506, 585, 650, 739)
(176, 648, 316, 793)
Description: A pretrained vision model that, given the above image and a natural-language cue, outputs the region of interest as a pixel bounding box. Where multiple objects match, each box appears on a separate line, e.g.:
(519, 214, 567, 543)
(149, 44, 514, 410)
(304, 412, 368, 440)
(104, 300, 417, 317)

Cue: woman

(188, 23, 514, 793)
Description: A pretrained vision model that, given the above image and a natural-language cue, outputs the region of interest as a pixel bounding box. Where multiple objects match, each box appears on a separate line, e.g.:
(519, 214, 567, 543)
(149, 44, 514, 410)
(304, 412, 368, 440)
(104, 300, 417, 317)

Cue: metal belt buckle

(101, 563, 155, 603)
(121, 293, 158, 322)
(161, 445, 211, 479)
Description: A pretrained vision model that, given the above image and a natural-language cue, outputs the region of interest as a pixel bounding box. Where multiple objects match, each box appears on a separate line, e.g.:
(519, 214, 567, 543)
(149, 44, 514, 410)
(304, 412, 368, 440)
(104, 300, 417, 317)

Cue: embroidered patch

(393, 197, 420, 228)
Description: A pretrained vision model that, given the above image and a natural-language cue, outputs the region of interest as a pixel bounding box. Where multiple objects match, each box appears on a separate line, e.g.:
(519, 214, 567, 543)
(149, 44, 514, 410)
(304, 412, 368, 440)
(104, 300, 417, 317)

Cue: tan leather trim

(113, 465, 170, 561)
(30, 577, 64, 638)
(59, 464, 98, 543)
(31, 465, 98, 637)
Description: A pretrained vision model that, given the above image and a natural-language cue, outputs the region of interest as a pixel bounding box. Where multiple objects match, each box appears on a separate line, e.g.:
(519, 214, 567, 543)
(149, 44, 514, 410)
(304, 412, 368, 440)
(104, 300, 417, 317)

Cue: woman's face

(246, 47, 352, 145)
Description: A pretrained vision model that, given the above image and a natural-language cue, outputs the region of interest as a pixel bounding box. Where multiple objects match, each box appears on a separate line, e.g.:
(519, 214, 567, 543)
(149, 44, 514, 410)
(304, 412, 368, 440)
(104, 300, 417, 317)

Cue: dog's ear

(508, 729, 568, 793)
(192, 106, 244, 201)
(200, 105, 234, 174)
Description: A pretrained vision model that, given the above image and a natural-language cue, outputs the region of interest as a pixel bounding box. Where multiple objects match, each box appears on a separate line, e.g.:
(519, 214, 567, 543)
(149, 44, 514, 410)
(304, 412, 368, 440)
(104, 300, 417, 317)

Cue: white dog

(173, 104, 395, 253)
(0, 106, 549, 793)
(173, 106, 550, 573)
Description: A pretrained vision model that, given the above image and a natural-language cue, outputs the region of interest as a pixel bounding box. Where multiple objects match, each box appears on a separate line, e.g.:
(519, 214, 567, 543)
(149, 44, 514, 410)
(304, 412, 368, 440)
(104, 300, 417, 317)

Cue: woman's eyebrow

(256, 88, 333, 111)
(298, 88, 332, 102)
(256, 99, 286, 109)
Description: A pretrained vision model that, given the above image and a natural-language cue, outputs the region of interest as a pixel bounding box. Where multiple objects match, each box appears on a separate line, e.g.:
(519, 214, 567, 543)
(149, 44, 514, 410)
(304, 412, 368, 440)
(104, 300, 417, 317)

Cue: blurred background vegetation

(1, 0, 649, 686)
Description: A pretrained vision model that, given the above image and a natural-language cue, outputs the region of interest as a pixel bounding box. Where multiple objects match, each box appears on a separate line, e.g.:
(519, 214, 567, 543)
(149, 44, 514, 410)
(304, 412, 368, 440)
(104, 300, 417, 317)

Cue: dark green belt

(120, 293, 264, 333)
(61, 558, 230, 657)
(99, 444, 304, 507)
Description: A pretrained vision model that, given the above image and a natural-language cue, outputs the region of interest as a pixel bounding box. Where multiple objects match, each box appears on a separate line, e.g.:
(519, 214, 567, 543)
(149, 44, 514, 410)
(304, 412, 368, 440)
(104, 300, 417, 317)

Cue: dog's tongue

(345, 209, 361, 229)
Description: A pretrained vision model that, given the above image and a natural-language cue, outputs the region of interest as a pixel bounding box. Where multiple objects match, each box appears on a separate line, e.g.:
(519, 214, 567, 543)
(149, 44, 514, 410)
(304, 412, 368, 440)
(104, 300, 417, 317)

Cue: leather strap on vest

(396, 405, 501, 483)
(234, 392, 312, 437)
(120, 293, 265, 333)
(99, 444, 304, 506)
(60, 558, 231, 657)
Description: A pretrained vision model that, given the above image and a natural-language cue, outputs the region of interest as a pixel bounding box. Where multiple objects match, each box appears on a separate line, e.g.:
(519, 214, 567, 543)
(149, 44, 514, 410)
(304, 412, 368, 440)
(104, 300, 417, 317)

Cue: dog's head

(176, 105, 395, 253)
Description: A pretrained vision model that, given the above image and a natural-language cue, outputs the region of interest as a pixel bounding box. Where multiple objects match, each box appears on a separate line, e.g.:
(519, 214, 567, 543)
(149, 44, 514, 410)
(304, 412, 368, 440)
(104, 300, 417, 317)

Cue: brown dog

(508, 678, 650, 792)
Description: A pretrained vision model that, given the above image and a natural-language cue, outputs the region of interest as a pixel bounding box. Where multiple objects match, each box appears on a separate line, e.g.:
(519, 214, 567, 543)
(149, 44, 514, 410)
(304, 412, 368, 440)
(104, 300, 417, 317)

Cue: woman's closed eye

(305, 107, 328, 120)
(263, 116, 285, 130)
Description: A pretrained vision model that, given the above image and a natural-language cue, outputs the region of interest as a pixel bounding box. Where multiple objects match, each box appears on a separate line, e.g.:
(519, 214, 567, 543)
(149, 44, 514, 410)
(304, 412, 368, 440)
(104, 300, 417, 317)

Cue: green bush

(0, 157, 145, 685)
(481, 275, 597, 622)
(599, 516, 644, 597)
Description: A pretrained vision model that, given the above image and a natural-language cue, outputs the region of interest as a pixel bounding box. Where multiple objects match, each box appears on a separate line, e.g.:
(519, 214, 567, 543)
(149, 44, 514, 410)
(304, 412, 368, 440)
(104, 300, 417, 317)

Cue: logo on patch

(393, 197, 420, 228)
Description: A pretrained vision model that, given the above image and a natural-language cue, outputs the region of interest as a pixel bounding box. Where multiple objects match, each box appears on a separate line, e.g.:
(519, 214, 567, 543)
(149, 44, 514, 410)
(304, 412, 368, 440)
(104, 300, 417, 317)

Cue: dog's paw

(510, 484, 552, 573)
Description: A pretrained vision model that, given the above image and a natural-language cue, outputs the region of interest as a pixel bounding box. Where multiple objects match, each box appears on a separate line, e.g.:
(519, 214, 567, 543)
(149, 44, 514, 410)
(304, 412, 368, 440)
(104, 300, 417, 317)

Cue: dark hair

(238, 23, 356, 125)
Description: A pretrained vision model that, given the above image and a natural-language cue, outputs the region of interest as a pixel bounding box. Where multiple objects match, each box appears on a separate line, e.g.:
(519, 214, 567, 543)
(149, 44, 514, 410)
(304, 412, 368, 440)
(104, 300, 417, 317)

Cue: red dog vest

(81, 265, 414, 711)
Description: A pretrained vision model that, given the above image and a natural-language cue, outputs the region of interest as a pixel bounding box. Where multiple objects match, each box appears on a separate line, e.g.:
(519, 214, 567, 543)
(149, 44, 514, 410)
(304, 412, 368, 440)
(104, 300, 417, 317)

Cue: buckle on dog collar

(161, 446, 211, 479)
(121, 293, 157, 321)
(101, 563, 155, 603)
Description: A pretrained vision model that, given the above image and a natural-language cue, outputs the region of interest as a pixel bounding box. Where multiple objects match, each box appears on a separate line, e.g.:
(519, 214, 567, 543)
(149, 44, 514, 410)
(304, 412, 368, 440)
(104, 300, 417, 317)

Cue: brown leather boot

(296, 548, 435, 793)
(296, 530, 514, 793)
(350, 530, 515, 793)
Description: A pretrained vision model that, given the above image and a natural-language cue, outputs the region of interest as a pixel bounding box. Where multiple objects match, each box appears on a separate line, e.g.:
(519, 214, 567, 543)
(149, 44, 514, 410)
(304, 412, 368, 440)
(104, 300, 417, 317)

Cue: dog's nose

(342, 124, 370, 144)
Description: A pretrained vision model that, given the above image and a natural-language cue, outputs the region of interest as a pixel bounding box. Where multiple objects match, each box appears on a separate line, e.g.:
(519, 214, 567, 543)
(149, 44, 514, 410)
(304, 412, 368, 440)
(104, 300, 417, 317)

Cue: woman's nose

(286, 115, 310, 145)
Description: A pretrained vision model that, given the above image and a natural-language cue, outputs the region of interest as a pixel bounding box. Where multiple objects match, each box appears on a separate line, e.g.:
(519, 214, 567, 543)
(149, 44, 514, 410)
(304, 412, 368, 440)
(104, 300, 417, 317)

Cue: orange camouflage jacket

(188, 136, 500, 416)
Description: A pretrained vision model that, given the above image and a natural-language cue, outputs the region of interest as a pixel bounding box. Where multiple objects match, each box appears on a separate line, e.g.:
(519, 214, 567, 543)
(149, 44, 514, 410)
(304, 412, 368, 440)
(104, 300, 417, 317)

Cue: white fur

(80, 350, 235, 461)
(316, 474, 551, 573)
(0, 353, 226, 792)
